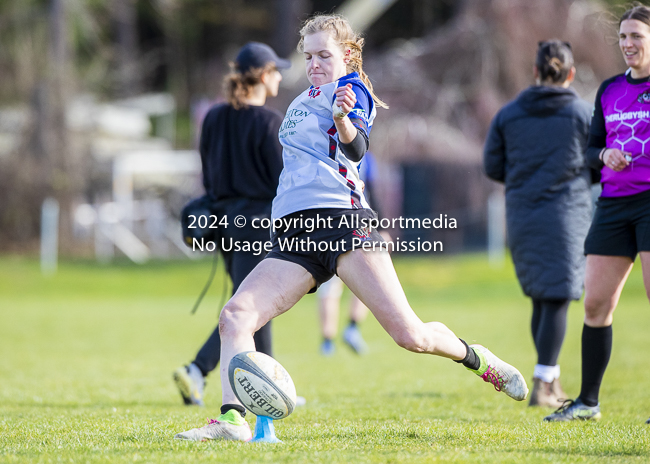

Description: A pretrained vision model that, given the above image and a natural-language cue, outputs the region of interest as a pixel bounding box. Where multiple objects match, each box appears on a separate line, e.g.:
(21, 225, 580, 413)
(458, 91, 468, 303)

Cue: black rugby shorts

(266, 208, 385, 292)
(584, 188, 650, 260)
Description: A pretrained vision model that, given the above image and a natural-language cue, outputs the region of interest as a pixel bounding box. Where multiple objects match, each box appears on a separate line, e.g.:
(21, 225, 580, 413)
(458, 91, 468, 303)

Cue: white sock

(534, 364, 559, 383)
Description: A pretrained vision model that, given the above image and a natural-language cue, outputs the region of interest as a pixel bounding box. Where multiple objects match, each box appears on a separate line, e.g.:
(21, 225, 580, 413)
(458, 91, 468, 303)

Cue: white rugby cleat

(469, 344, 529, 401)
(174, 411, 252, 442)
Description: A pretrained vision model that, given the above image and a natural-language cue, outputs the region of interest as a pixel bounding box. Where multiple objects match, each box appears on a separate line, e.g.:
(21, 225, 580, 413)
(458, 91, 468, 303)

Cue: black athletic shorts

(266, 208, 386, 292)
(584, 188, 650, 260)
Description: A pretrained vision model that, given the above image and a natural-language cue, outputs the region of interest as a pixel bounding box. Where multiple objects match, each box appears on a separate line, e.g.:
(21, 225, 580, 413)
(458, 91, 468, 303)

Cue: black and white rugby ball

(228, 351, 297, 419)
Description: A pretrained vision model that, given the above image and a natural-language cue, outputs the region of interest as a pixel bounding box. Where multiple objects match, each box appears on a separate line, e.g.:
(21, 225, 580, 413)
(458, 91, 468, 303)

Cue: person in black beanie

(173, 42, 289, 406)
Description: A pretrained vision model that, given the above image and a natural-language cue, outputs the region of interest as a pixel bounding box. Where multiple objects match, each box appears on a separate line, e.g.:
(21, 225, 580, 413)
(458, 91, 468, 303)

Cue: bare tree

(112, 0, 141, 97)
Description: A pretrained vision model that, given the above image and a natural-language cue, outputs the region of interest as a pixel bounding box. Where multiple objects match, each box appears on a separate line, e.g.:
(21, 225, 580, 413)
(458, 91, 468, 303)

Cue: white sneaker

(469, 344, 529, 401)
(343, 325, 368, 354)
(173, 363, 205, 406)
(174, 411, 252, 442)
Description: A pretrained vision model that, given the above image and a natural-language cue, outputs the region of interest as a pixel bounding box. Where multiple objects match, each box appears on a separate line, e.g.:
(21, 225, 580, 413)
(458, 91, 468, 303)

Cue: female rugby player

(175, 14, 528, 441)
(545, 5, 650, 423)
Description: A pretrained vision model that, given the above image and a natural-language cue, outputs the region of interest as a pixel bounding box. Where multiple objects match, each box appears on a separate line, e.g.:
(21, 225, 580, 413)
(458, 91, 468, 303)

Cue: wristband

(332, 101, 348, 118)
(599, 148, 607, 162)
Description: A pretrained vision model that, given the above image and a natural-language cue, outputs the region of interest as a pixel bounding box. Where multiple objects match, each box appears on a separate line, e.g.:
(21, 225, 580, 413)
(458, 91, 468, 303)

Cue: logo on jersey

(637, 90, 650, 103)
(279, 109, 311, 137)
(605, 110, 650, 123)
(308, 87, 321, 99)
(351, 108, 367, 119)
(352, 226, 371, 241)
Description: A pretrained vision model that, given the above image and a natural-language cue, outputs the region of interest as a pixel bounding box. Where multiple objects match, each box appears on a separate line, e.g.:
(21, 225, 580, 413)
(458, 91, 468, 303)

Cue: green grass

(0, 254, 649, 463)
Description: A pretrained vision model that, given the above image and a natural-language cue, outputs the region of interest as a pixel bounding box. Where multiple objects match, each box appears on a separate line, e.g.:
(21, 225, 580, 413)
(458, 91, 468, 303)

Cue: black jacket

(484, 86, 592, 300)
(200, 104, 283, 202)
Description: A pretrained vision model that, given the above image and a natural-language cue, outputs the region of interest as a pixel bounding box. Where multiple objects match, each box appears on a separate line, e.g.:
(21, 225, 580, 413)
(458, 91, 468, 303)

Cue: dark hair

(536, 40, 574, 84)
(223, 62, 276, 110)
(620, 3, 650, 27)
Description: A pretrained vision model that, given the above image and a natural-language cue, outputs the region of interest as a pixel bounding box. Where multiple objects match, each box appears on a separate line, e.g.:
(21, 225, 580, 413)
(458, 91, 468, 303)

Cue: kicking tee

(272, 72, 376, 220)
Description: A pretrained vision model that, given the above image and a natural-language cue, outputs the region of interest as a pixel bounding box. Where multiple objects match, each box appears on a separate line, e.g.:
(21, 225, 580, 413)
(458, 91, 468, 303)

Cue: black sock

(578, 324, 612, 407)
(534, 299, 570, 366)
(220, 403, 246, 417)
(348, 319, 357, 328)
(531, 299, 542, 354)
(454, 339, 480, 370)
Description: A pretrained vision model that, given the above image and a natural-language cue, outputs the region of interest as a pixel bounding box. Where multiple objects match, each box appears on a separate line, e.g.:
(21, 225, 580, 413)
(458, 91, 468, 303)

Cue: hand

(602, 148, 630, 172)
(333, 84, 356, 118)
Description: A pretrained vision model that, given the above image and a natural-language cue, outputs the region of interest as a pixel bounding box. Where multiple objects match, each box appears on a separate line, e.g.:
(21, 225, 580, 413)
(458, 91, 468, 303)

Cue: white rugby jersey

(272, 72, 376, 220)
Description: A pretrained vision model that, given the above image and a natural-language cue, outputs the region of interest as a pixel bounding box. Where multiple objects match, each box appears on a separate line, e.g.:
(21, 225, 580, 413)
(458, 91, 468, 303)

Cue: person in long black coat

(483, 40, 593, 408)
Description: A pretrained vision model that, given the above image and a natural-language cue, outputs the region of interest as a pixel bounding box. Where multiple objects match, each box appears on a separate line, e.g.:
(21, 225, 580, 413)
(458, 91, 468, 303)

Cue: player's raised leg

(337, 248, 528, 401)
(174, 258, 315, 441)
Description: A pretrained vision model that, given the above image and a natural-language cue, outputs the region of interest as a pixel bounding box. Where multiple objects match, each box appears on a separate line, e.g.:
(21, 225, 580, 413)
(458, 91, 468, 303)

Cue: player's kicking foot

(468, 344, 528, 401)
(173, 364, 205, 406)
(543, 398, 601, 422)
(174, 410, 252, 441)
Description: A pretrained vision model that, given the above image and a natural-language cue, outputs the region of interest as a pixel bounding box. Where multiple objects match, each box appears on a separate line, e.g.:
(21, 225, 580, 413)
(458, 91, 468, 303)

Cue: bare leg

(219, 258, 315, 405)
(583, 255, 634, 327)
(319, 296, 340, 339)
(346, 231, 390, 325)
(640, 252, 650, 303)
(337, 249, 466, 360)
(317, 277, 344, 339)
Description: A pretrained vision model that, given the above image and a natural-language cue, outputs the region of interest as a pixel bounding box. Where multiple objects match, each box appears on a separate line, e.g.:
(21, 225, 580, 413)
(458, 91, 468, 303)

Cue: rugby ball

(228, 351, 297, 419)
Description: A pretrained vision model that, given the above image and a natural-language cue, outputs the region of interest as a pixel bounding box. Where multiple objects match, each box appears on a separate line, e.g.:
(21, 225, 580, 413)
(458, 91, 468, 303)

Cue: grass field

(1, 254, 649, 463)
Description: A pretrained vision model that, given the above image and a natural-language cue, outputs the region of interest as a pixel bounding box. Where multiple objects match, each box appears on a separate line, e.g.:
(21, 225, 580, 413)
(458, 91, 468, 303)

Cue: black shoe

(543, 398, 601, 422)
(173, 364, 205, 406)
